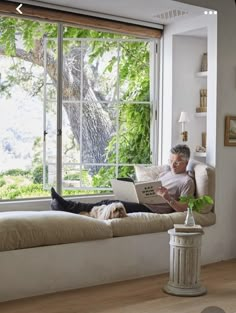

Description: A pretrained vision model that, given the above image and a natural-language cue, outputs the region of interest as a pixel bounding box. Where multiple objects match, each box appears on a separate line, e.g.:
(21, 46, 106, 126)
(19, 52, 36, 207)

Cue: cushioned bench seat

(108, 211, 216, 237)
(0, 211, 113, 252)
(0, 209, 216, 252)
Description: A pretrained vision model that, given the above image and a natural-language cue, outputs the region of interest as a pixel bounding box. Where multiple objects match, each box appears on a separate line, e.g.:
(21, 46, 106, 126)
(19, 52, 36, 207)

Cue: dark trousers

(67, 200, 152, 214)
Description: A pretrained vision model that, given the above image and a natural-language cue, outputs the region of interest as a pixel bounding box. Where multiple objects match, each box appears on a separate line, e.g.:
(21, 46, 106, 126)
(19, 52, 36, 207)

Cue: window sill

(0, 194, 115, 212)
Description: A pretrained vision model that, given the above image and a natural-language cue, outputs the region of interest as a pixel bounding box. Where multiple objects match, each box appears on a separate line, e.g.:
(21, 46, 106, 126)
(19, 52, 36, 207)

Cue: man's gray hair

(170, 144, 190, 161)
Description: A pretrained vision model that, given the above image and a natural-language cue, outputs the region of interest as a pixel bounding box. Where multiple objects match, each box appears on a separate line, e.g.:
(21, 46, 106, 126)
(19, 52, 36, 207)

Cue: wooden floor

(1, 259, 236, 313)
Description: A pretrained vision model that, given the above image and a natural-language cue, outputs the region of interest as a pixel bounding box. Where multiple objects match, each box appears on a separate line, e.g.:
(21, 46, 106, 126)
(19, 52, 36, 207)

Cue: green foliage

(3, 168, 30, 176)
(64, 173, 80, 180)
(92, 40, 151, 187)
(32, 137, 42, 167)
(63, 189, 100, 196)
(0, 182, 48, 200)
(32, 165, 47, 184)
(92, 167, 116, 188)
(0, 170, 99, 199)
(64, 170, 90, 186)
(0, 177, 6, 187)
(0, 17, 58, 55)
(0, 18, 17, 55)
(79, 34, 151, 186)
(0, 16, 153, 198)
(179, 195, 214, 213)
(93, 103, 151, 187)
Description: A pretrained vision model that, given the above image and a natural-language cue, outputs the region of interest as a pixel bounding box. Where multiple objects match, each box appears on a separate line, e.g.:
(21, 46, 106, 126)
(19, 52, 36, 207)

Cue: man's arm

(167, 196, 188, 212)
(156, 186, 188, 212)
(172, 176, 195, 212)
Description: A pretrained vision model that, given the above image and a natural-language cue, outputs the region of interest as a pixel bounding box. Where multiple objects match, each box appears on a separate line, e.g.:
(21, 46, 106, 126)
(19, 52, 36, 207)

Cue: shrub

(3, 168, 30, 176)
(32, 165, 48, 184)
(0, 177, 6, 187)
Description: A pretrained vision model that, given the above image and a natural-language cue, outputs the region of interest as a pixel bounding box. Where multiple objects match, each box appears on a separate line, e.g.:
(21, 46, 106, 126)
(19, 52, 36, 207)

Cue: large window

(0, 15, 160, 200)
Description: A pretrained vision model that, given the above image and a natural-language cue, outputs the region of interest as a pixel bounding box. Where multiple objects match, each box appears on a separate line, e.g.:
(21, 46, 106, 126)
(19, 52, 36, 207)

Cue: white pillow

(134, 164, 170, 182)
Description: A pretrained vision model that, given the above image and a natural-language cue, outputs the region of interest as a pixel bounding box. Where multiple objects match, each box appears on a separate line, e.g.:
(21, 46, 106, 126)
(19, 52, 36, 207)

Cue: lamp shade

(178, 111, 190, 123)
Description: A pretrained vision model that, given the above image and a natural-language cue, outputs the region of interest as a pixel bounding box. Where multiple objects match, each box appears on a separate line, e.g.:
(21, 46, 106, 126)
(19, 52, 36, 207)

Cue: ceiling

(8, 0, 208, 27)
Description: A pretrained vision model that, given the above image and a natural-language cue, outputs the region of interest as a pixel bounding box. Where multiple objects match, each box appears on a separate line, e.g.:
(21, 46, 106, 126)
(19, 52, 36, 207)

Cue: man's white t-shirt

(144, 170, 195, 214)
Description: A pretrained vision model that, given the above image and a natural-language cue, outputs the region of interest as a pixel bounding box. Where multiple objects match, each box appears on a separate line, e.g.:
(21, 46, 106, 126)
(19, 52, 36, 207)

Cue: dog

(80, 202, 128, 220)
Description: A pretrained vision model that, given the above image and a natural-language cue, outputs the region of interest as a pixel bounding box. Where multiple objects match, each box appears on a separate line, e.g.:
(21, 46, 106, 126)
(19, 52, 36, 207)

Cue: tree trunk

(0, 40, 114, 165)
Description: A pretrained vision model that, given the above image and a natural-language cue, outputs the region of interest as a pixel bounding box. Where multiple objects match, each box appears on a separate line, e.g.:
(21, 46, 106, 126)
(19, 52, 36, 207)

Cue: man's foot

(50, 187, 77, 212)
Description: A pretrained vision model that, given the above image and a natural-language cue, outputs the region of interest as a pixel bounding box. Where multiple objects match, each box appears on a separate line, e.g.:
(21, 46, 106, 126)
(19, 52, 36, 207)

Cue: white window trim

(0, 16, 161, 208)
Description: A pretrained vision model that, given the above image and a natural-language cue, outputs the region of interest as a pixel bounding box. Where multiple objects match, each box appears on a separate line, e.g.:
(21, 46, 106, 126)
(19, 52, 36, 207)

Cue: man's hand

(156, 186, 171, 202)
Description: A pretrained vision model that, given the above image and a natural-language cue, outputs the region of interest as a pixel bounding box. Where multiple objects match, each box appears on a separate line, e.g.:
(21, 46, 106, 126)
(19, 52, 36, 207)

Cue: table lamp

(178, 111, 190, 141)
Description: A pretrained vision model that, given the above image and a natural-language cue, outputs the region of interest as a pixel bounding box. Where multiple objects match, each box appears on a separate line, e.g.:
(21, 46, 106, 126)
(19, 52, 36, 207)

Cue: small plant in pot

(179, 195, 214, 226)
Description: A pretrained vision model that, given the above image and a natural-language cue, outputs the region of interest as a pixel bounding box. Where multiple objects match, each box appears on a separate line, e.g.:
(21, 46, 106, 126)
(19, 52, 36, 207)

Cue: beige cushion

(192, 163, 215, 213)
(0, 210, 216, 250)
(169, 211, 216, 226)
(0, 211, 112, 252)
(107, 212, 174, 237)
(134, 164, 170, 182)
(107, 210, 216, 237)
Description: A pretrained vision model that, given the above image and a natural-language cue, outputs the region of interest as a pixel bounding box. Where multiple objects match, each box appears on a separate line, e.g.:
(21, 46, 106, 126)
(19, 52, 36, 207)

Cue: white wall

(172, 35, 207, 155)
(164, 0, 236, 261)
(162, 13, 217, 165)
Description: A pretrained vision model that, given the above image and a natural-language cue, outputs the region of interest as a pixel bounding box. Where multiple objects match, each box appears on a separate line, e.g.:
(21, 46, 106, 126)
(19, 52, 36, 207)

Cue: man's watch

(169, 197, 175, 207)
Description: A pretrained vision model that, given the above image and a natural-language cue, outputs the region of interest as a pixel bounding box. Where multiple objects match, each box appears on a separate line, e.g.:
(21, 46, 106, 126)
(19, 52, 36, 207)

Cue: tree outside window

(0, 16, 158, 200)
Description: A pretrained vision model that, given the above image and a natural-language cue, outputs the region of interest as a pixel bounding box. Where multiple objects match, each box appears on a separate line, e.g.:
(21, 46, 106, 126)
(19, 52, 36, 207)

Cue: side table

(163, 228, 207, 296)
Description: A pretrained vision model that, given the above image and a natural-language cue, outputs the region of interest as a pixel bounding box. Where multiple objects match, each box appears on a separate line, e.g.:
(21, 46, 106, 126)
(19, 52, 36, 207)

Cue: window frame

(52, 33, 160, 194)
(0, 3, 162, 205)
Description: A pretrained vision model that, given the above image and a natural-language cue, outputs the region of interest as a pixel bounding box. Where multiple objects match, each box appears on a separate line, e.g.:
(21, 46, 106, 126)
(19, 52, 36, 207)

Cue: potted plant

(179, 195, 214, 226)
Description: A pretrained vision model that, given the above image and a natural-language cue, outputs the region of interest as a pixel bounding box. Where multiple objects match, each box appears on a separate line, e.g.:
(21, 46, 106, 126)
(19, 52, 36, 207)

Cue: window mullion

(150, 40, 160, 165)
(56, 23, 63, 194)
(115, 43, 121, 178)
(80, 41, 84, 189)
(43, 38, 47, 189)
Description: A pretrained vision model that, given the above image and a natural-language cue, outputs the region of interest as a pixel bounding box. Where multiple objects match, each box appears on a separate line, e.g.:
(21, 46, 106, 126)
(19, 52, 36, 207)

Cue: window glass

(0, 16, 57, 200)
(59, 26, 155, 196)
(0, 17, 158, 200)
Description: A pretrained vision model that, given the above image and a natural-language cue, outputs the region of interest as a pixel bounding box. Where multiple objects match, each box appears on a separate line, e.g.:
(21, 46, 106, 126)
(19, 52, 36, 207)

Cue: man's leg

(119, 201, 152, 213)
(51, 187, 152, 214)
(50, 188, 126, 214)
(51, 187, 95, 214)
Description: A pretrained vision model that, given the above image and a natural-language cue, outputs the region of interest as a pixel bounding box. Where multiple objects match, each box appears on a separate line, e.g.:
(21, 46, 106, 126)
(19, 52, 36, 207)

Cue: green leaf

(179, 195, 214, 212)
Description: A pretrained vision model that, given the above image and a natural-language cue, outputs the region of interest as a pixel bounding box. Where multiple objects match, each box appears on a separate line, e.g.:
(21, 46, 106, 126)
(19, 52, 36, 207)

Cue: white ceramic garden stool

(163, 228, 207, 296)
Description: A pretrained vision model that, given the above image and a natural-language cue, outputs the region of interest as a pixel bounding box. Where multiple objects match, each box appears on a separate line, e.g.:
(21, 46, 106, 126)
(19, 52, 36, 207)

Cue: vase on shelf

(184, 207, 195, 226)
(201, 53, 208, 72)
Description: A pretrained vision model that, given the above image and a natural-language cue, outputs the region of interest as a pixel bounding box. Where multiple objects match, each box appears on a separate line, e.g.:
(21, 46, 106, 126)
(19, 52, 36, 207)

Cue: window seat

(0, 209, 215, 252)
(0, 159, 216, 302)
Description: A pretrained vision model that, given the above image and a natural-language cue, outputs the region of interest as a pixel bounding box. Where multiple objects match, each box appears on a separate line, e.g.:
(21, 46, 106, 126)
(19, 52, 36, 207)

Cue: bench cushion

(0, 209, 216, 251)
(0, 211, 113, 252)
(107, 212, 173, 237)
(107, 211, 216, 237)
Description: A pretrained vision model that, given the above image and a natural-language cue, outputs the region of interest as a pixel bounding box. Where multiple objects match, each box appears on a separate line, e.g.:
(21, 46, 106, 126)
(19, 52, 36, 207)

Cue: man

(51, 144, 195, 215)
(152, 144, 195, 213)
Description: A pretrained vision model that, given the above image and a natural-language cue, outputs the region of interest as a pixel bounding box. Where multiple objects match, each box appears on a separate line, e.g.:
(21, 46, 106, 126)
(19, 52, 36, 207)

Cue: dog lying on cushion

(80, 202, 128, 220)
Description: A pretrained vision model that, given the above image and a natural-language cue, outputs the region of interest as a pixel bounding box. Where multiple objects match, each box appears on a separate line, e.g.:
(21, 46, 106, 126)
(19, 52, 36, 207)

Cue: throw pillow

(134, 164, 170, 182)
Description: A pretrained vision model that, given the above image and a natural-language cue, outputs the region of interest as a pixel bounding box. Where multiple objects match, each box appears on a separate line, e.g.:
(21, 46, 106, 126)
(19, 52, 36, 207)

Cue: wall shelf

(196, 71, 208, 77)
(194, 152, 206, 158)
(195, 112, 207, 117)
